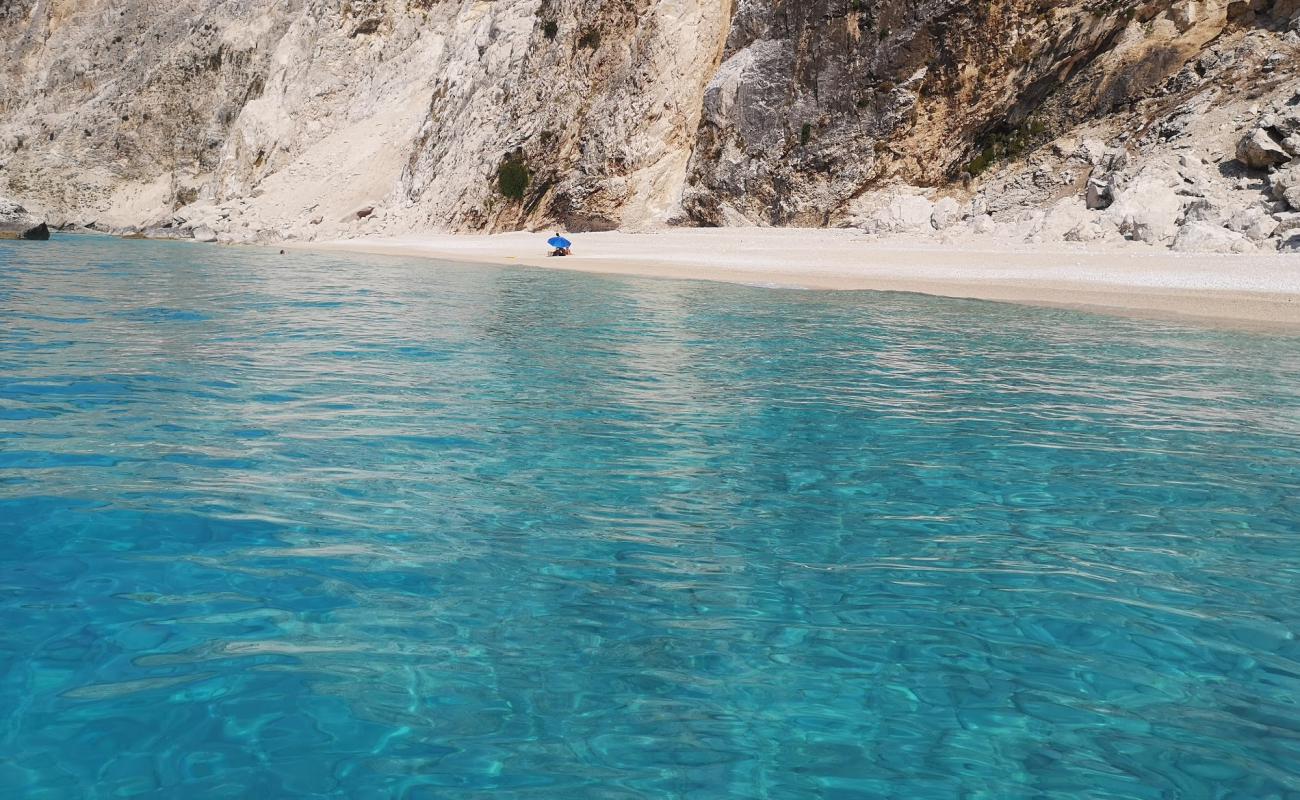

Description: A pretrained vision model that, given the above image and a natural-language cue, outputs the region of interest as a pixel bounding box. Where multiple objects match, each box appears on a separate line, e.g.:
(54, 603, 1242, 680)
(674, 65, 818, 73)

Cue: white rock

(1066, 214, 1119, 243)
(1288, 185, 1300, 212)
(1169, 0, 1201, 32)
(1079, 138, 1109, 166)
(191, 225, 218, 242)
(1040, 200, 1091, 241)
(930, 197, 963, 230)
(970, 214, 998, 234)
(1107, 170, 1186, 244)
(1237, 128, 1292, 169)
(1010, 209, 1047, 241)
(1275, 211, 1300, 235)
(1246, 216, 1280, 242)
(1228, 207, 1280, 242)
(1272, 165, 1300, 209)
(863, 194, 934, 233)
(1171, 222, 1256, 253)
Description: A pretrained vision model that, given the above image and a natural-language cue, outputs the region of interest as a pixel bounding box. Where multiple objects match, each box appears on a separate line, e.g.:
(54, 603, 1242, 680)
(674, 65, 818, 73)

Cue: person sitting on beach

(548, 232, 572, 257)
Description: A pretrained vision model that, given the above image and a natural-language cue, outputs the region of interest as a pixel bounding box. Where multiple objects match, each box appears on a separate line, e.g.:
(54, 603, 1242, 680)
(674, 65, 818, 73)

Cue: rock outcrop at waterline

(0, 196, 49, 240)
(2, 0, 1300, 253)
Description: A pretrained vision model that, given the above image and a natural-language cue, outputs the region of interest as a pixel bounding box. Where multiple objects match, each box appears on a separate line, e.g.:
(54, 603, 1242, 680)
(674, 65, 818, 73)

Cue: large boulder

(1008, 209, 1047, 241)
(1171, 222, 1256, 253)
(1237, 128, 1292, 170)
(1065, 214, 1121, 243)
(1285, 184, 1300, 212)
(1228, 206, 1281, 242)
(1085, 172, 1115, 209)
(1271, 164, 1300, 209)
(861, 194, 935, 234)
(1182, 197, 1227, 226)
(0, 196, 50, 240)
(930, 197, 964, 230)
(1107, 168, 1186, 245)
(1040, 199, 1093, 241)
(1275, 211, 1300, 236)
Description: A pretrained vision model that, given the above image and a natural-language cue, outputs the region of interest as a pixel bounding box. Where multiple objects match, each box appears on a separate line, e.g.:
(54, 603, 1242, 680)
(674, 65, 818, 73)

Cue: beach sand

(299, 228, 1300, 331)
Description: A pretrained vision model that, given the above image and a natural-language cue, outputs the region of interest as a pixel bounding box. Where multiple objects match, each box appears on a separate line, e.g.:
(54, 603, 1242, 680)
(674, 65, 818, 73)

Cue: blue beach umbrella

(548, 236, 572, 249)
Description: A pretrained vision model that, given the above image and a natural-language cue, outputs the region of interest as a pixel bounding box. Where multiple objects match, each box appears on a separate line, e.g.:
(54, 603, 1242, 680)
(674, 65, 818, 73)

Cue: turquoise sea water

(2, 236, 1300, 798)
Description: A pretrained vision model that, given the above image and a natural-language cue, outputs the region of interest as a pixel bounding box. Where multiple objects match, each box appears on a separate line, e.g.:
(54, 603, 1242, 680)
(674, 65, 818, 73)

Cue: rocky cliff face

(682, 0, 1260, 224)
(0, 0, 731, 238)
(2, 0, 1299, 251)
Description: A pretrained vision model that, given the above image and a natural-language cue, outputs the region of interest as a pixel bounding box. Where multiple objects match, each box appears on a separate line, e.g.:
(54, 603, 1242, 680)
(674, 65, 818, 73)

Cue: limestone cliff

(0, 0, 731, 238)
(2, 0, 1299, 251)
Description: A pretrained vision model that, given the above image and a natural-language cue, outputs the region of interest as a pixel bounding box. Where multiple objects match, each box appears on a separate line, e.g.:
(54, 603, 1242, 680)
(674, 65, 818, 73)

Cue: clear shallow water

(2, 236, 1300, 799)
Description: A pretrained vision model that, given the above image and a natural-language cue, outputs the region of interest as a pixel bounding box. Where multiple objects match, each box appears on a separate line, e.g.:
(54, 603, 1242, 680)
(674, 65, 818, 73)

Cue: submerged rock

(0, 196, 49, 240)
(141, 226, 193, 240)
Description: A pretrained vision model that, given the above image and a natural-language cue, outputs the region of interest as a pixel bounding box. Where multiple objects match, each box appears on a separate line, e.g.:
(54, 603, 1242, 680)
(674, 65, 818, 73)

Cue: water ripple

(1, 236, 1299, 797)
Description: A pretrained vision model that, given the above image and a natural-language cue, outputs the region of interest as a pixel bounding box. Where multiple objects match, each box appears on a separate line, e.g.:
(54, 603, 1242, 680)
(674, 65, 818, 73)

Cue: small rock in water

(0, 195, 50, 240)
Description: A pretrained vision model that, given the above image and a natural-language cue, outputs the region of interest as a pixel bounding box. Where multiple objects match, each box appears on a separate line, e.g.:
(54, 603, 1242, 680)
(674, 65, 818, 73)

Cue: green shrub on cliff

(965, 116, 1047, 176)
(498, 156, 530, 201)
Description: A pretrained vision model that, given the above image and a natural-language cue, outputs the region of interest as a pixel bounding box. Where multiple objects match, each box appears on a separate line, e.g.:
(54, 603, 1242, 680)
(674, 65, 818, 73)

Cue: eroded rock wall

(681, 0, 1268, 225)
(0, 0, 733, 237)
(398, 0, 733, 232)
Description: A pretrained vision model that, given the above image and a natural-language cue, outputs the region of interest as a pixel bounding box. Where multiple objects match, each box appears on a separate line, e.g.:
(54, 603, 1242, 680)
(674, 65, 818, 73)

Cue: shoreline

(295, 228, 1300, 333)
